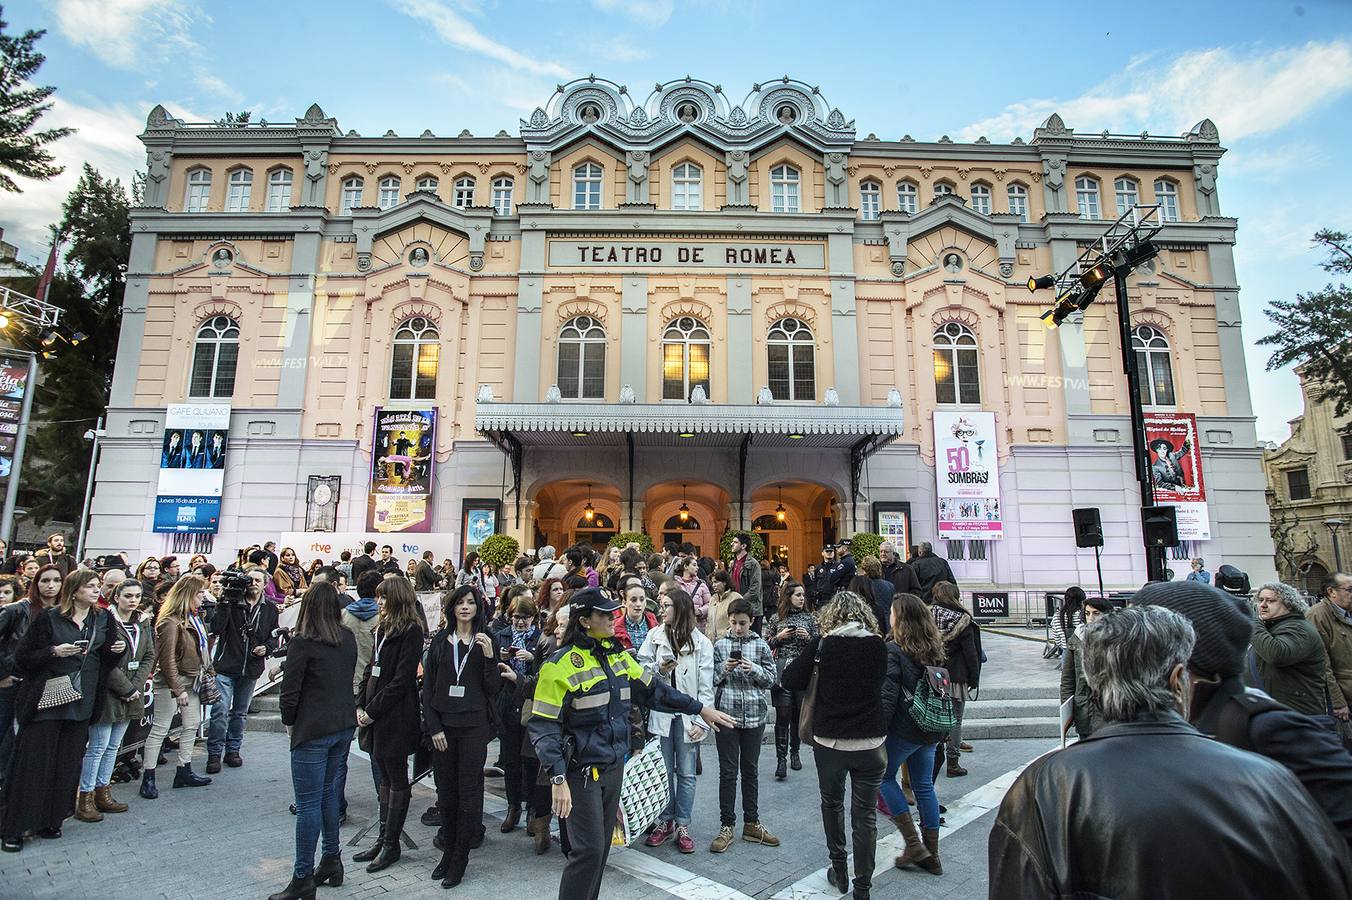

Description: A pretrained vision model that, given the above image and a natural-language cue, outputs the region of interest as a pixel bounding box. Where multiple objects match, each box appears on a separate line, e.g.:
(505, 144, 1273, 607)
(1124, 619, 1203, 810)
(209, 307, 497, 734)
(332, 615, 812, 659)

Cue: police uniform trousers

(557, 762, 623, 900)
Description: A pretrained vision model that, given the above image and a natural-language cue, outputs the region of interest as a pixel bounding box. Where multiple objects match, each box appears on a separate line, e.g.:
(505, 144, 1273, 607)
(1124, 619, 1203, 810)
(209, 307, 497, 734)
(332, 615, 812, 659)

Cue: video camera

(271, 625, 292, 658)
(218, 566, 255, 607)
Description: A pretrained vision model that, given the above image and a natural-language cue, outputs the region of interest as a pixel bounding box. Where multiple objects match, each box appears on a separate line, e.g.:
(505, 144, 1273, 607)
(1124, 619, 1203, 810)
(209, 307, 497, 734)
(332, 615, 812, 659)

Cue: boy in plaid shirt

(710, 599, 781, 853)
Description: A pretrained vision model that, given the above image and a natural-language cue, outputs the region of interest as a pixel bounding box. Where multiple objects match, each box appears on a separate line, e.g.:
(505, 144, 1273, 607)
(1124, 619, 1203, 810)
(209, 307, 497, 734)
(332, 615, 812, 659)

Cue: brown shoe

(946, 760, 968, 777)
(74, 791, 104, 823)
(959, 741, 974, 752)
(93, 786, 128, 814)
(528, 814, 552, 855)
(742, 820, 780, 847)
(710, 825, 735, 853)
(917, 827, 943, 875)
(500, 805, 520, 833)
(890, 813, 930, 867)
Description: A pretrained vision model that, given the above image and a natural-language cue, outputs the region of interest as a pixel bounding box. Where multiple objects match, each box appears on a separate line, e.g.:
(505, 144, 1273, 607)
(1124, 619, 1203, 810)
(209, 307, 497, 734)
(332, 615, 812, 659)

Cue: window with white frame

(970, 183, 992, 215)
(188, 316, 240, 398)
(671, 162, 703, 210)
(184, 168, 212, 212)
(265, 169, 293, 212)
(389, 316, 440, 401)
(661, 316, 711, 401)
(1007, 183, 1028, 221)
(770, 164, 800, 213)
(573, 162, 603, 210)
(225, 169, 252, 212)
(897, 181, 918, 214)
(1075, 176, 1101, 219)
(934, 321, 980, 404)
(933, 181, 954, 200)
(859, 180, 881, 220)
(1115, 178, 1139, 218)
(340, 177, 363, 214)
(415, 175, 439, 193)
(378, 176, 401, 210)
(1131, 324, 1176, 407)
(453, 176, 475, 209)
(491, 177, 514, 216)
(556, 316, 606, 400)
(767, 317, 815, 400)
(1154, 179, 1179, 222)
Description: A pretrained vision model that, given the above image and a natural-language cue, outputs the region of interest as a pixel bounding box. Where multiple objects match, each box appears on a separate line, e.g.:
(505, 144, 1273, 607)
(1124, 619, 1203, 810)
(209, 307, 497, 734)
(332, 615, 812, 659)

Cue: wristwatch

(550, 773, 567, 785)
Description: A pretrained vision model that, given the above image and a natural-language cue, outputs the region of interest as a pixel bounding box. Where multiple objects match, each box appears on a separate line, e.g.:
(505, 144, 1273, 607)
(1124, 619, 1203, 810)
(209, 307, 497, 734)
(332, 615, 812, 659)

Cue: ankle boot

(441, 850, 468, 888)
(267, 874, 316, 900)
(946, 758, 968, 778)
(431, 847, 453, 881)
(774, 724, 789, 780)
(826, 860, 849, 894)
(75, 791, 104, 823)
(93, 786, 128, 813)
(313, 854, 343, 886)
(366, 788, 410, 872)
(917, 827, 942, 875)
(353, 785, 389, 863)
(890, 813, 930, 867)
(172, 763, 211, 788)
(138, 770, 158, 800)
(790, 746, 802, 771)
(500, 804, 520, 833)
(528, 814, 552, 854)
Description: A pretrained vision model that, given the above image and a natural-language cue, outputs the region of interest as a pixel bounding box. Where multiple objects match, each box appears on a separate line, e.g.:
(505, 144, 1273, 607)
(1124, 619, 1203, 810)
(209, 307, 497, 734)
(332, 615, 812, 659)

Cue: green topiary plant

(477, 534, 520, 570)
(608, 532, 654, 554)
(848, 532, 884, 562)
(719, 530, 766, 564)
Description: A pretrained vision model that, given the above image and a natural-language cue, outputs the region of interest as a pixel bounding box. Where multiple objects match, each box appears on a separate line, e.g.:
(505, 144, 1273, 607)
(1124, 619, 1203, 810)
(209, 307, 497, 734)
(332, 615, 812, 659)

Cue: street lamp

(1326, 518, 1345, 573)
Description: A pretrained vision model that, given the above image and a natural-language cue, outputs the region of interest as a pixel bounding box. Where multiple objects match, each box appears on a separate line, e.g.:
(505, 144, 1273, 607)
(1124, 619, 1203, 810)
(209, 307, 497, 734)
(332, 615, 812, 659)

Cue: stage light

(70, 331, 87, 346)
(1079, 261, 1110, 290)
(0, 313, 10, 329)
(1119, 240, 1159, 270)
(1027, 274, 1056, 292)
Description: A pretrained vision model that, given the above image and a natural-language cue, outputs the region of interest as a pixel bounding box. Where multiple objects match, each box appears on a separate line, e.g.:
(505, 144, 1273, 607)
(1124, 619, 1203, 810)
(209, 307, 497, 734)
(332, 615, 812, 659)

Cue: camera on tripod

(218, 566, 255, 607)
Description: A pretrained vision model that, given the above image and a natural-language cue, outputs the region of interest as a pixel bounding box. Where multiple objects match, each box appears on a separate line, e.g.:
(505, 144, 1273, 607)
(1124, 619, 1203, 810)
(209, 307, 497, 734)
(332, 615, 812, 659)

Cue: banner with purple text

(367, 408, 436, 533)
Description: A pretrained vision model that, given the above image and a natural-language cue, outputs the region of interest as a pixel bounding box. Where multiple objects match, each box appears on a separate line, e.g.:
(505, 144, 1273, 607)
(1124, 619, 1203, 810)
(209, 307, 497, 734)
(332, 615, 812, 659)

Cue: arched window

(859, 180, 881, 220)
(188, 316, 240, 398)
(340, 176, 363, 214)
(770, 164, 800, 213)
(1075, 176, 1101, 219)
(226, 169, 252, 212)
(557, 315, 606, 400)
(1114, 178, 1139, 218)
(897, 180, 918, 214)
(491, 177, 514, 216)
(933, 322, 980, 405)
(662, 316, 711, 401)
(378, 176, 401, 209)
(573, 162, 603, 210)
(970, 183, 992, 215)
(389, 316, 440, 401)
(1007, 183, 1028, 221)
(1153, 179, 1179, 222)
(184, 168, 212, 212)
(415, 175, 439, 193)
(933, 181, 954, 201)
(265, 168, 292, 212)
(453, 176, 475, 209)
(767, 317, 815, 401)
(671, 162, 702, 210)
(1131, 324, 1176, 407)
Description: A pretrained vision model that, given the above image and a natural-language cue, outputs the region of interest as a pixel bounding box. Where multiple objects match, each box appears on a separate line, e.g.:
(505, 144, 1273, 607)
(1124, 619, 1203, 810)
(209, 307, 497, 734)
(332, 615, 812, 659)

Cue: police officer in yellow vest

(529, 587, 735, 900)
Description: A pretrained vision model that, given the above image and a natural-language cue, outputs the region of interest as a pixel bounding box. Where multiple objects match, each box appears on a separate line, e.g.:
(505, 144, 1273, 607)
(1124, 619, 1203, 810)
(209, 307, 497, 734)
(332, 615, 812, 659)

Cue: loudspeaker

(1141, 505, 1180, 548)
(1072, 507, 1103, 548)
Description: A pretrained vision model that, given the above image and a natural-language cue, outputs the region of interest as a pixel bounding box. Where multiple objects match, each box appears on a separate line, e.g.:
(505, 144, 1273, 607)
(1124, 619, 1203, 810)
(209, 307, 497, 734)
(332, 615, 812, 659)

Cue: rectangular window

(188, 346, 217, 397)
(957, 348, 981, 404)
(265, 177, 292, 212)
(492, 182, 513, 216)
(1342, 432, 1352, 459)
(1287, 467, 1312, 501)
(1116, 183, 1139, 217)
(413, 343, 438, 400)
(226, 179, 251, 212)
(581, 342, 605, 399)
(1149, 353, 1176, 406)
(662, 343, 686, 400)
(768, 344, 790, 399)
(934, 349, 956, 405)
(688, 343, 710, 397)
(970, 187, 991, 215)
(793, 346, 815, 401)
(968, 540, 987, 561)
(1077, 188, 1100, 219)
(1007, 188, 1027, 222)
(946, 540, 965, 560)
(389, 343, 413, 400)
(186, 179, 210, 213)
(557, 342, 580, 398)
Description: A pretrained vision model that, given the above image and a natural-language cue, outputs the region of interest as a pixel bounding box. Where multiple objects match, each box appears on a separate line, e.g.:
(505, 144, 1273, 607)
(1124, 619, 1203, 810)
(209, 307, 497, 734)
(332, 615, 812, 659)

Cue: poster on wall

(305, 475, 341, 532)
(1144, 411, 1210, 540)
(872, 502, 912, 557)
(0, 353, 32, 480)
(933, 410, 1003, 540)
(367, 408, 436, 533)
(461, 499, 501, 561)
(153, 404, 230, 533)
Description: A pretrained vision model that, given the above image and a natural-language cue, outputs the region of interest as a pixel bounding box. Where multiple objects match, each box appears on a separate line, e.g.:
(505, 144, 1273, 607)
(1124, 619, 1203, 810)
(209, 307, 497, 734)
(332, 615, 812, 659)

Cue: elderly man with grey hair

(989, 605, 1352, 899)
(1246, 581, 1330, 717)
(531, 545, 564, 582)
(877, 541, 921, 595)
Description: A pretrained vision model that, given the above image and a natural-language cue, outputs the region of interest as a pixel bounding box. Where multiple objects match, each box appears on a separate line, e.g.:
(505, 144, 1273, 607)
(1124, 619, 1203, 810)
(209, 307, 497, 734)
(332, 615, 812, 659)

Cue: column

(108, 230, 158, 408)
(726, 276, 752, 402)
(512, 230, 545, 401)
(620, 276, 648, 398)
(1206, 241, 1253, 418)
(828, 234, 860, 405)
(277, 231, 322, 409)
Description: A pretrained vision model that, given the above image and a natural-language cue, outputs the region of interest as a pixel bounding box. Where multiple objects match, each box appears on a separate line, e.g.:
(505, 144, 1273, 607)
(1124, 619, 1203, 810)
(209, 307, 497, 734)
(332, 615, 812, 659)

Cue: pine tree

(0, 5, 73, 191)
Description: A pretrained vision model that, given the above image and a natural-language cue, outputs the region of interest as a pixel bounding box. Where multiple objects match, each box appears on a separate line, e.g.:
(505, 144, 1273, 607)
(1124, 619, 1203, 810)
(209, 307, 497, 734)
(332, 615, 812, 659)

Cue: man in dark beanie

(1137, 579, 1352, 849)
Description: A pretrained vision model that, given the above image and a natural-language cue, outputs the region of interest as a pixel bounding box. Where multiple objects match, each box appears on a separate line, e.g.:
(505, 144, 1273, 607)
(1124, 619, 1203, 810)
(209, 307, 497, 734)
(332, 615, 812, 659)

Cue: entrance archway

(643, 482, 729, 559)
(532, 479, 621, 551)
(748, 482, 839, 576)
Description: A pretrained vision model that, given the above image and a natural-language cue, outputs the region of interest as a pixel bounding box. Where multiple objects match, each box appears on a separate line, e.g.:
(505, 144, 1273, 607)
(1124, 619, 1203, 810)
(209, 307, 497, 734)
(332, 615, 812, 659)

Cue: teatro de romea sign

(548, 240, 826, 269)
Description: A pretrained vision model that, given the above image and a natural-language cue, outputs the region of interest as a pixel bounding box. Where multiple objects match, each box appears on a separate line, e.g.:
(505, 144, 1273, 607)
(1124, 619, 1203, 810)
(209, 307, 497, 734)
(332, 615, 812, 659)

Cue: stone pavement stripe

(607, 845, 756, 900)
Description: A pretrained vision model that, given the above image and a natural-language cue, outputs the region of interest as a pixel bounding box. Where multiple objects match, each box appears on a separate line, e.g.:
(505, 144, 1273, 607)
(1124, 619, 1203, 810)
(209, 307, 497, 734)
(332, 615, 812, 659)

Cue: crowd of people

(1, 528, 1351, 898)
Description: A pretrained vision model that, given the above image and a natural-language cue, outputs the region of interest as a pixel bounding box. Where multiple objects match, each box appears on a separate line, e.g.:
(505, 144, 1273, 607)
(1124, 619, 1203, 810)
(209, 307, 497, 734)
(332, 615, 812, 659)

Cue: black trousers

(501, 709, 539, 811)
(431, 724, 490, 859)
(373, 753, 411, 790)
(772, 687, 804, 752)
(556, 763, 623, 900)
(2, 718, 88, 838)
(715, 724, 764, 826)
(813, 743, 886, 895)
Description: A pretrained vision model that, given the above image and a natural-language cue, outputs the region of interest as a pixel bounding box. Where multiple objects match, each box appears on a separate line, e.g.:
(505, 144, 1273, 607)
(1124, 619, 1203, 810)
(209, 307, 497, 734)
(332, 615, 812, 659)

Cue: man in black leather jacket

(989, 605, 1352, 899)
(911, 542, 957, 600)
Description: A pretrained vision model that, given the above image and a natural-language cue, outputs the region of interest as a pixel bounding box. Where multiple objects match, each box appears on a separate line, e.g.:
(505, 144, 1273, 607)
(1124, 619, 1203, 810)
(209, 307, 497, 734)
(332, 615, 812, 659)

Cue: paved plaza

(0, 634, 1060, 900)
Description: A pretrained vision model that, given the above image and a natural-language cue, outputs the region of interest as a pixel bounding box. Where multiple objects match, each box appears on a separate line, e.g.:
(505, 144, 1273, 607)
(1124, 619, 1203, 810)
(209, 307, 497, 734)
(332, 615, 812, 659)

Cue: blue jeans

(207, 672, 256, 756)
(879, 734, 940, 830)
(291, 727, 354, 879)
(79, 720, 131, 792)
(658, 718, 698, 826)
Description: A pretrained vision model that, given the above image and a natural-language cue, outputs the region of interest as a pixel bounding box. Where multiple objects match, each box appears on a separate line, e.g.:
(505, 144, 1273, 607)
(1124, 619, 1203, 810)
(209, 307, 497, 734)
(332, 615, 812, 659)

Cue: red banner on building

(1143, 412, 1209, 540)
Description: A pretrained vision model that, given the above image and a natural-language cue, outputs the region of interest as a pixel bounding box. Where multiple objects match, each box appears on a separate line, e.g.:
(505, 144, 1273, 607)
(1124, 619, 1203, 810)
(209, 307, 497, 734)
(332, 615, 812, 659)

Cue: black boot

(313, 854, 343, 887)
(267, 874, 316, 900)
(790, 735, 802, 770)
(138, 769, 158, 799)
(172, 763, 211, 788)
(441, 851, 468, 888)
(431, 847, 453, 881)
(774, 723, 789, 780)
(366, 788, 410, 873)
(353, 785, 388, 863)
(827, 860, 849, 894)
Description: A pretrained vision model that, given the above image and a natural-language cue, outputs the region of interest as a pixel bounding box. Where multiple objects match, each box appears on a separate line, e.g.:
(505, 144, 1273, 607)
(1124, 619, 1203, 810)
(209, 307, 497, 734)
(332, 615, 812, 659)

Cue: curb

(982, 627, 1047, 644)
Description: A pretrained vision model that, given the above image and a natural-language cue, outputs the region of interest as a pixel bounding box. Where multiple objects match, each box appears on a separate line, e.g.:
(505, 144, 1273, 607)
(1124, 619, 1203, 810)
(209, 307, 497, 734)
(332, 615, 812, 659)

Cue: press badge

(127, 661, 140, 672)
(371, 665, 382, 677)
(448, 685, 466, 698)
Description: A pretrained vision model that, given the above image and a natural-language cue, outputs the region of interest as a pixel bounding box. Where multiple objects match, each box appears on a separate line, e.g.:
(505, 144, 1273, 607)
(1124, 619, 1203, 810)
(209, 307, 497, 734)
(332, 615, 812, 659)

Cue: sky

(3, 0, 1351, 444)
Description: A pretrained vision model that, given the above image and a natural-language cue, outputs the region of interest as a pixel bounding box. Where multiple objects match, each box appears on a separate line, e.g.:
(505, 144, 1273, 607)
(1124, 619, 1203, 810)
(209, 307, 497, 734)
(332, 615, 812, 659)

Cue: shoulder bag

(37, 609, 95, 710)
(795, 643, 823, 747)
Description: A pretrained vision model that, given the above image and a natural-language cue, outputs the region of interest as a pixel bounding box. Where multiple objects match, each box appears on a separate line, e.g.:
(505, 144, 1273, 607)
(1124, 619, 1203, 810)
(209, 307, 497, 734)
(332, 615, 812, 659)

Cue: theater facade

(89, 76, 1277, 591)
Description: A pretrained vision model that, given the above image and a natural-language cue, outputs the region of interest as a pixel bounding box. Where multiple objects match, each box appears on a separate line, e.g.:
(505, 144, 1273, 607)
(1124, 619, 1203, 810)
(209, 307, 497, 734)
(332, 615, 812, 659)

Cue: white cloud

(958, 41, 1352, 142)
(596, 38, 651, 63)
(390, 0, 570, 78)
(591, 0, 675, 27)
(193, 70, 244, 105)
(51, 0, 200, 69)
(435, 68, 556, 118)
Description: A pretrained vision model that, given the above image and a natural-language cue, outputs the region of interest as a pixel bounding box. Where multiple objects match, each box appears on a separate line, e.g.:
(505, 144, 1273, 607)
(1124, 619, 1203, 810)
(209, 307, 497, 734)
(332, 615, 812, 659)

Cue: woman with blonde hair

(138, 574, 215, 799)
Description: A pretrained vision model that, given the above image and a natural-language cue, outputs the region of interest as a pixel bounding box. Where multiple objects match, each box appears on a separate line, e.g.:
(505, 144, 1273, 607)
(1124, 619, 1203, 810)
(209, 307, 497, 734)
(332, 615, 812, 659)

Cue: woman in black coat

(930, 582, 981, 780)
(353, 577, 425, 873)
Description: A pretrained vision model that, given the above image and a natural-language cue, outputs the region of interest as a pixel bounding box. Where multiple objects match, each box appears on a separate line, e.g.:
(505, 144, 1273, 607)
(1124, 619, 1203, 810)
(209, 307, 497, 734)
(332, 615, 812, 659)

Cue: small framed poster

(461, 498, 502, 560)
(871, 502, 912, 558)
(305, 475, 341, 532)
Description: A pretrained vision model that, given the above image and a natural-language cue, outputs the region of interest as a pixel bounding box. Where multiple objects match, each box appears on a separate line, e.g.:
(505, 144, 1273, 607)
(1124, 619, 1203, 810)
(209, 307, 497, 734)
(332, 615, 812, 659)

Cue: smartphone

(72, 640, 90, 652)
(729, 649, 743, 661)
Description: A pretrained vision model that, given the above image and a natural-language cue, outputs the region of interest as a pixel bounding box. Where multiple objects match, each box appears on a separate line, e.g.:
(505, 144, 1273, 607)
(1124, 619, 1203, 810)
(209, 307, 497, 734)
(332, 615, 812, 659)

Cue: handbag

(196, 671, 222, 706)
(903, 664, 958, 736)
(617, 737, 670, 846)
(796, 645, 822, 748)
(37, 672, 83, 710)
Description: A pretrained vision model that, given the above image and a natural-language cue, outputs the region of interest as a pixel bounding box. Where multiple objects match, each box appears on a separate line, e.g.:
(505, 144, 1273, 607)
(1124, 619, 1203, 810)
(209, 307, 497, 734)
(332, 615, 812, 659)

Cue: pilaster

(726, 276, 752, 403)
(108, 230, 158, 407)
(513, 230, 545, 401)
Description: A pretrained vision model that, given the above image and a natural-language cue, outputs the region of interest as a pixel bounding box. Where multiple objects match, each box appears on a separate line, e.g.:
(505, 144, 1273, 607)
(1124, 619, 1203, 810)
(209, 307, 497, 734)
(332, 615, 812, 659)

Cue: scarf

(507, 625, 540, 676)
(281, 563, 304, 585)
(346, 597, 379, 621)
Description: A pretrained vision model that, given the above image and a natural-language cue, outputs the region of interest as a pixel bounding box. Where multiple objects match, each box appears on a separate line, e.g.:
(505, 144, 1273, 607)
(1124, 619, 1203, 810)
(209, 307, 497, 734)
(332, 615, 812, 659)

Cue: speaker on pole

(1072, 507, 1103, 548)
(1141, 505, 1180, 548)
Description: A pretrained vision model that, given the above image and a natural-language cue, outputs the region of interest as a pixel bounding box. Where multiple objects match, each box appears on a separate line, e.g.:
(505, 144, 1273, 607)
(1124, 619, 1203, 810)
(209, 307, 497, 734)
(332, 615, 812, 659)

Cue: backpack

(903, 664, 958, 735)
